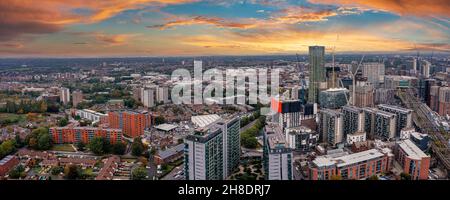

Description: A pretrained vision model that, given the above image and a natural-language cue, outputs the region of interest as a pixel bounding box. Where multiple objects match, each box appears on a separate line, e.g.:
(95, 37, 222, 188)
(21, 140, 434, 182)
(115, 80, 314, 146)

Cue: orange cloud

(148, 16, 257, 29)
(0, 0, 197, 41)
(308, 0, 450, 18)
(149, 6, 340, 30)
(272, 7, 338, 24)
(176, 27, 450, 54)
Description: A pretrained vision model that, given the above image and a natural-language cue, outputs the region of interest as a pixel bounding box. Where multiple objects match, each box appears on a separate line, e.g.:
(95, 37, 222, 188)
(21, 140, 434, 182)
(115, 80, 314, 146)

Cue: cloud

(95, 33, 135, 46)
(149, 6, 341, 30)
(175, 26, 450, 54)
(308, 0, 450, 18)
(0, 43, 24, 49)
(0, 0, 197, 42)
(147, 16, 257, 29)
(272, 6, 338, 24)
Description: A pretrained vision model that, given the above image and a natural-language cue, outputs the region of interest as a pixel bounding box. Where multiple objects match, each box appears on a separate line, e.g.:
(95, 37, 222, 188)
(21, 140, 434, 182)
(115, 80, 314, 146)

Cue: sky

(0, 0, 449, 57)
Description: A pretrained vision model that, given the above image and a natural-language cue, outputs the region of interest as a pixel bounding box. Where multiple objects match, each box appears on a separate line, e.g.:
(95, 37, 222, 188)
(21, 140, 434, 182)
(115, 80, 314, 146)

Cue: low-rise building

(154, 144, 184, 165)
(50, 127, 122, 145)
(394, 140, 430, 180)
(309, 148, 393, 180)
(0, 155, 19, 176)
(96, 156, 120, 180)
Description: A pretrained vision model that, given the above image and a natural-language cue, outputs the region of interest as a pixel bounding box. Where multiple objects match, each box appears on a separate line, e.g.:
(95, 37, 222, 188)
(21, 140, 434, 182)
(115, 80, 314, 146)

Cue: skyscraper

(185, 127, 224, 180)
(72, 90, 83, 108)
(60, 87, 70, 105)
(354, 81, 374, 107)
(220, 116, 241, 178)
(319, 109, 344, 146)
(362, 62, 385, 86)
(142, 88, 155, 108)
(184, 116, 241, 180)
(308, 46, 325, 104)
(264, 123, 293, 180)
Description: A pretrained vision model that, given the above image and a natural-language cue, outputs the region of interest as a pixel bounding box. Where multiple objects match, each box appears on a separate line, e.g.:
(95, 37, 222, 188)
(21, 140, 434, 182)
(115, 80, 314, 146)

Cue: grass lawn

(51, 144, 76, 152)
(0, 113, 26, 123)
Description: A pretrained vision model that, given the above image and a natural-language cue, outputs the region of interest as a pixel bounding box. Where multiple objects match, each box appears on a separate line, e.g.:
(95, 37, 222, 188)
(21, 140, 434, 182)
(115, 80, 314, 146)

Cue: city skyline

(0, 0, 449, 57)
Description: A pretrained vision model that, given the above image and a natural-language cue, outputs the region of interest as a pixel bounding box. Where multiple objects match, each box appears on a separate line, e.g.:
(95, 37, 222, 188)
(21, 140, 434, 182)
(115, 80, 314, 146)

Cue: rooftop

(0, 155, 16, 166)
(191, 114, 221, 128)
(154, 124, 178, 132)
(157, 144, 185, 160)
(398, 139, 429, 160)
(312, 149, 387, 168)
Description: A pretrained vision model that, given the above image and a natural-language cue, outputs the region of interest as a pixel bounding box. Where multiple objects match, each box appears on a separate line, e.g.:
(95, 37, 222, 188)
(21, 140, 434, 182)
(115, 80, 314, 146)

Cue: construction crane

(348, 55, 365, 106)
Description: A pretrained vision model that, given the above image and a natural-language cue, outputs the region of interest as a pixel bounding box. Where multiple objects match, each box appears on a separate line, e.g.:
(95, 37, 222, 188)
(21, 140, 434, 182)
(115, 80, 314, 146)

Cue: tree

(177, 138, 184, 144)
(58, 117, 69, 127)
(9, 165, 26, 179)
(39, 101, 48, 113)
(400, 173, 412, 180)
(154, 116, 166, 125)
(131, 138, 144, 157)
(37, 133, 52, 150)
(51, 166, 64, 175)
(76, 142, 85, 151)
(112, 142, 126, 155)
(88, 137, 105, 155)
(0, 139, 16, 159)
(368, 175, 379, 180)
(241, 133, 258, 149)
(132, 167, 147, 180)
(14, 135, 24, 148)
(64, 164, 81, 180)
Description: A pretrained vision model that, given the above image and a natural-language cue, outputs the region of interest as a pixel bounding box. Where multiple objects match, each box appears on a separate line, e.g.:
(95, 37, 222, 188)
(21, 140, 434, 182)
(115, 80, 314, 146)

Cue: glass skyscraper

(308, 46, 326, 104)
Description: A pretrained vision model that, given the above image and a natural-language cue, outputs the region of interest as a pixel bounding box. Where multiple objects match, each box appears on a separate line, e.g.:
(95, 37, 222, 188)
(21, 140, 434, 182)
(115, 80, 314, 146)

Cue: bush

(112, 142, 126, 155)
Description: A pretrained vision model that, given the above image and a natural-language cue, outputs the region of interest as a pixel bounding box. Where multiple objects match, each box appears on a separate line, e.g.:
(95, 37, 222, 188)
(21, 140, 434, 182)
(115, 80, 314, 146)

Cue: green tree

(132, 167, 147, 180)
(9, 165, 26, 179)
(131, 137, 144, 157)
(154, 116, 166, 125)
(76, 142, 85, 151)
(241, 133, 258, 149)
(88, 137, 105, 155)
(368, 175, 379, 180)
(112, 142, 126, 155)
(37, 133, 52, 150)
(64, 164, 81, 180)
(58, 117, 69, 127)
(51, 166, 64, 175)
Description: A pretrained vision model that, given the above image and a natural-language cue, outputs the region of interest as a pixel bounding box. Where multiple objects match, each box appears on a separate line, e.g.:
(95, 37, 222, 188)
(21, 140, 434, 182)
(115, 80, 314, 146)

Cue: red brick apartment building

(309, 148, 393, 180)
(0, 155, 19, 176)
(395, 140, 430, 180)
(108, 110, 152, 138)
(50, 127, 122, 145)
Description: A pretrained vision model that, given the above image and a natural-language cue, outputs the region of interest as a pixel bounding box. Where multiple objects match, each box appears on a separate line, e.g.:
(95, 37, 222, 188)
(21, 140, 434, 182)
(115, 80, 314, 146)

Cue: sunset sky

(0, 0, 449, 57)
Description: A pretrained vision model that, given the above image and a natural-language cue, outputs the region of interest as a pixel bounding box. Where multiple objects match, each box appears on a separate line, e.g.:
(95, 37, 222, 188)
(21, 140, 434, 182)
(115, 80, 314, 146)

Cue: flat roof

(157, 144, 185, 160)
(312, 149, 386, 168)
(154, 124, 178, 132)
(398, 139, 429, 160)
(191, 114, 222, 128)
(0, 155, 15, 166)
(335, 149, 384, 168)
